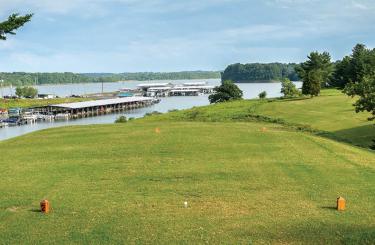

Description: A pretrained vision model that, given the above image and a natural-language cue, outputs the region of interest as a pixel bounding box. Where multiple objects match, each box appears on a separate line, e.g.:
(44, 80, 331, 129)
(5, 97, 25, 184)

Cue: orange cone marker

(40, 199, 50, 213)
(337, 197, 345, 211)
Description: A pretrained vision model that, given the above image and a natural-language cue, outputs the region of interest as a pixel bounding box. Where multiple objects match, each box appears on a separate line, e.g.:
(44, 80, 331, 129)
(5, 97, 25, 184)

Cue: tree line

(1, 15, 221, 86)
(0, 71, 221, 86)
(221, 63, 299, 82)
(296, 44, 375, 122)
(218, 44, 375, 123)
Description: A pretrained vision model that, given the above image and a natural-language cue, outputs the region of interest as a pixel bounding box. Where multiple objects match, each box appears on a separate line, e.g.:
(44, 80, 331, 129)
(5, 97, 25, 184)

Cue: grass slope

(151, 89, 374, 148)
(0, 89, 374, 244)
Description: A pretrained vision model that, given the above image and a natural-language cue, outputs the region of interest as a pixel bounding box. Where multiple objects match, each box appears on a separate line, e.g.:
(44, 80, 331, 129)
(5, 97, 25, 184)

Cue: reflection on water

(0, 79, 301, 141)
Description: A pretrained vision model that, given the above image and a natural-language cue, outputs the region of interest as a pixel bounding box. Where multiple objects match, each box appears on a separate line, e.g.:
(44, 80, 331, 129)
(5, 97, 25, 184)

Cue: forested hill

(0, 71, 221, 86)
(83, 71, 221, 81)
(221, 63, 299, 82)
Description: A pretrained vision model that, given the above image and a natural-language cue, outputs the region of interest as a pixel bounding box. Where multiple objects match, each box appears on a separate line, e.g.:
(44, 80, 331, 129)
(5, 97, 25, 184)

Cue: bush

(209, 80, 243, 104)
(115, 115, 128, 123)
(258, 91, 267, 99)
(15, 86, 38, 98)
(281, 78, 301, 97)
(144, 111, 162, 117)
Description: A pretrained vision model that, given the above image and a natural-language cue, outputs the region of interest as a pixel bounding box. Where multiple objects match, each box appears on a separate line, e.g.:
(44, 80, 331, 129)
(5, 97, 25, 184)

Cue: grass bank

(148, 89, 374, 148)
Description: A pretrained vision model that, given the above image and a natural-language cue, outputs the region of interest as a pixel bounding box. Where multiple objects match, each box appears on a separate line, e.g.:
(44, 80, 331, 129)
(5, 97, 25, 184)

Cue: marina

(0, 80, 302, 141)
(0, 97, 158, 125)
(137, 81, 214, 97)
(39, 97, 158, 118)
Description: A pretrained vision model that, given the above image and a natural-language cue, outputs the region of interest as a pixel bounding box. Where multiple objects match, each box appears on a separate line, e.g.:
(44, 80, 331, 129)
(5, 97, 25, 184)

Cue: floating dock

(39, 97, 157, 119)
(138, 82, 214, 97)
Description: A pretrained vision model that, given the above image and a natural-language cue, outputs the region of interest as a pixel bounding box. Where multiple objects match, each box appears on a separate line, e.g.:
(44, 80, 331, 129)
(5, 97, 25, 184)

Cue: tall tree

(296, 51, 333, 96)
(332, 44, 375, 88)
(0, 13, 33, 40)
(209, 80, 243, 103)
(331, 56, 352, 88)
(344, 74, 375, 121)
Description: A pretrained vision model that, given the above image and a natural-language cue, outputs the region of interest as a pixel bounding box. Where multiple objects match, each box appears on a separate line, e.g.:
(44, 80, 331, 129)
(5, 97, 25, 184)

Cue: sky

(0, 0, 374, 73)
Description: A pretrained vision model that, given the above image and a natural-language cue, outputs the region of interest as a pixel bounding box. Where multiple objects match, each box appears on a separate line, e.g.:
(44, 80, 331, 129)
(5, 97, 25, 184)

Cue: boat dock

(40, 97, 158, 119)
(137, 82, 215, 97)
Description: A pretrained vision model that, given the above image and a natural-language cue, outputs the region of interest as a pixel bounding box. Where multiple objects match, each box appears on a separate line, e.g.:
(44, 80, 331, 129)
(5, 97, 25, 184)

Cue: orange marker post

(40, 199, 50, 213)
(337, 197, 345, 211)
(155, 127, 161, 134)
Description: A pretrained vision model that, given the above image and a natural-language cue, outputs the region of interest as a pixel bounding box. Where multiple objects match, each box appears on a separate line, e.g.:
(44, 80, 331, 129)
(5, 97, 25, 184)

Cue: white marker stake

(184, 201, 188, 208)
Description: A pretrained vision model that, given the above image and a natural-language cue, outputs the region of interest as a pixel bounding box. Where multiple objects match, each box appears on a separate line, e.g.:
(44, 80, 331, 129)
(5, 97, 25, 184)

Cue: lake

(0, 79, 302, 141)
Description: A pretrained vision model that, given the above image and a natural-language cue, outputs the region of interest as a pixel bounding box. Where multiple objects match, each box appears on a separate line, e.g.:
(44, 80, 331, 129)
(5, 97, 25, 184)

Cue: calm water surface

(0, 79, 301, 141)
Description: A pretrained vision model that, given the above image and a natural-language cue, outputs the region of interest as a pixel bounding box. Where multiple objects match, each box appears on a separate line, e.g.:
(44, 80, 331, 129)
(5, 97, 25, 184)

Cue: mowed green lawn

(256, 90, 375, 148)
(1, 120, 375, 244)
(153, 89, 374, 148)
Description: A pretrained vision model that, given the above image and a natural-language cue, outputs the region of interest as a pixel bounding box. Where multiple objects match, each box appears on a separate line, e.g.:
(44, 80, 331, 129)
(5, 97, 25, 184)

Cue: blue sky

(0, 0, 374, 72)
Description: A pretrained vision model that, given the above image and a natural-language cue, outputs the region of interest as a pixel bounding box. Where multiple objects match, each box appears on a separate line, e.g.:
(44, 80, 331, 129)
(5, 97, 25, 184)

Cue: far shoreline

(0, 78, 221, 88)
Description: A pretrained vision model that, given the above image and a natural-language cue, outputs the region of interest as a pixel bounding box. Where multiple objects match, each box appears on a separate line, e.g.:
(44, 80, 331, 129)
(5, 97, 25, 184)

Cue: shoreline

(0, 78, 221, 88)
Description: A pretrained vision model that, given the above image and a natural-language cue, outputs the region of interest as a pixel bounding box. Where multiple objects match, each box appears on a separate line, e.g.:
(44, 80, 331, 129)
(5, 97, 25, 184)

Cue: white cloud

(0, 0, 244, 17)
(1, 0, 374, 72)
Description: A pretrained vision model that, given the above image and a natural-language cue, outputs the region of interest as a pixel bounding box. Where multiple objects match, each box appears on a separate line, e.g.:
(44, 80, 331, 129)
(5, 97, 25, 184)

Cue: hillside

(0, 90, 374, 244)
(150, 89, 374, 149)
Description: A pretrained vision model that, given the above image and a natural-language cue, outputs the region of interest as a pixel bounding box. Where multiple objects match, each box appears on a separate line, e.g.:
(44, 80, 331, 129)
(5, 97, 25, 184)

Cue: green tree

(331, 56, 352, 88)
(258, 91, 267, 99)
(304, 70, 322, 97)
(281, 78, 300, 97)
(332, 44, 375, 89)
(344, 75, 375, 121)
(15, 87, 24, 98)
(209, 80, 243, 103)
(0, 13, 33, 40)
(115, 116, 128, 123)
(296, 51, 333, 96)
(15, 86, 38, 98)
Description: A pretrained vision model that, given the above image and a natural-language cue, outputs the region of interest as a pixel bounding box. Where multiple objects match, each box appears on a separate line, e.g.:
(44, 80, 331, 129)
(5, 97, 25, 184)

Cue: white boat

(0, 122, 8, 128)
(55, 113, 70, 120)
(36, 114, 54, 121)
(22, 112, 37, 124)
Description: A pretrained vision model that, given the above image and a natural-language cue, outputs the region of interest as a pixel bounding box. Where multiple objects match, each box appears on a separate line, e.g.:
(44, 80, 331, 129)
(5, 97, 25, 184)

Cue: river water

(0, 79, 302, 141)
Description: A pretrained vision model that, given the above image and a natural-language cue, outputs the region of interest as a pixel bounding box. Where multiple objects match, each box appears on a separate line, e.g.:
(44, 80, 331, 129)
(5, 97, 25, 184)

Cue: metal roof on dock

(137, 83, 171, 88)
(50, 97, 152, 109)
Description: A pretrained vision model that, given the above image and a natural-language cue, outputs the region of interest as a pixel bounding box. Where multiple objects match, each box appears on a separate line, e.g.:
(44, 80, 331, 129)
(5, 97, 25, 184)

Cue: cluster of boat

(0, 108, 60, 127)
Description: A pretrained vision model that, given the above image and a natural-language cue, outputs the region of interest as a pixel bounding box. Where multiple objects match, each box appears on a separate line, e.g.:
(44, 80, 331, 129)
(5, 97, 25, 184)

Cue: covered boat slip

(137, 82, 214, 97)
(40, 97, 156, 118)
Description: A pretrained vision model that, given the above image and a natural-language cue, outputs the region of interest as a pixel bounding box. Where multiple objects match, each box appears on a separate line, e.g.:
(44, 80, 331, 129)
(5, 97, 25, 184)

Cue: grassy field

(0, 89, 374, 244)
(150, 89, 374, 148)
(0, 97, 90, 109)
